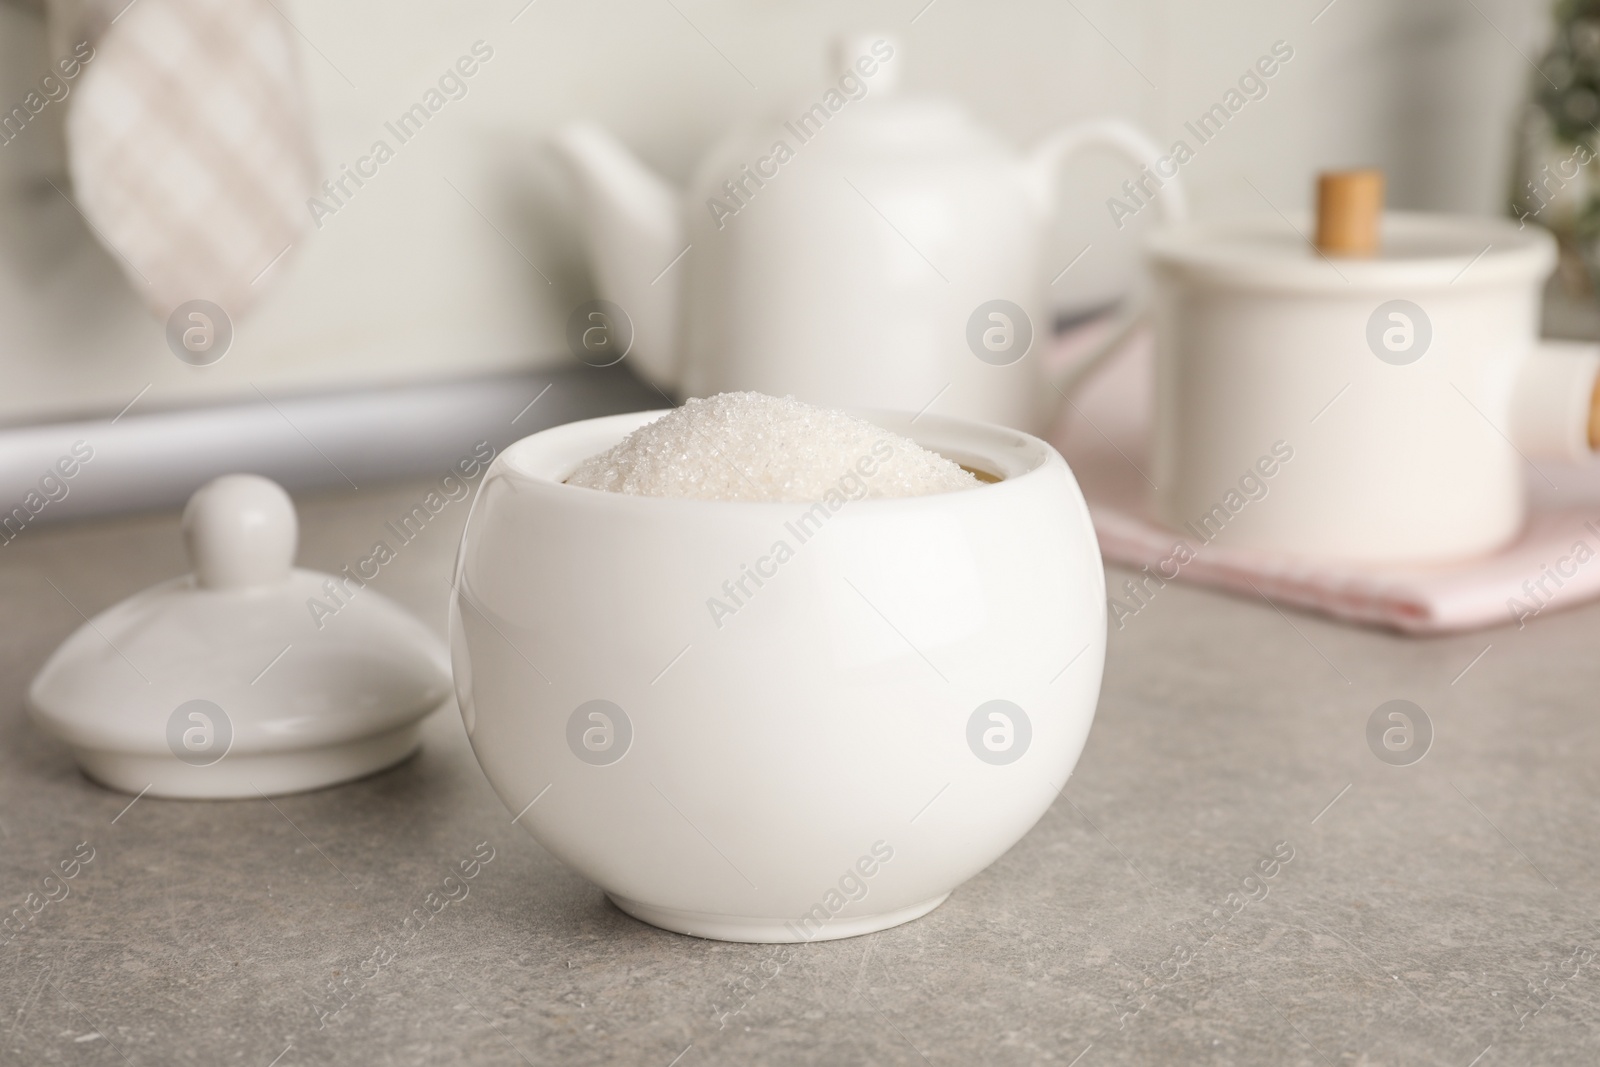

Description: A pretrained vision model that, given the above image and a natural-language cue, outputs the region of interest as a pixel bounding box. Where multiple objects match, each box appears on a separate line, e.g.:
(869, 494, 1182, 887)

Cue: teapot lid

(764, 32, 995, 152)
(27, 475, 451, 799)
(1146, 212, 1556, 293)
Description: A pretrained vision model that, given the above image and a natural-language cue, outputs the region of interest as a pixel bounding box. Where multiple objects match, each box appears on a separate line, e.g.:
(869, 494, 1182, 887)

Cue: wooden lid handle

(1316, 169, 1384, 257)
(1590, 373, 1600, 451)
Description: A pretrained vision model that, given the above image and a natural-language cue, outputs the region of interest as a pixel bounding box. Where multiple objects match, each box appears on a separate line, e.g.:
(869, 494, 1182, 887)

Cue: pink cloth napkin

(1044, 321, 1600, 635)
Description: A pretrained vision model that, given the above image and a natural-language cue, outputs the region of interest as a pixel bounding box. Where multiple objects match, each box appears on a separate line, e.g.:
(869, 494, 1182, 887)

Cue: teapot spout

(550, 122, 684, 392)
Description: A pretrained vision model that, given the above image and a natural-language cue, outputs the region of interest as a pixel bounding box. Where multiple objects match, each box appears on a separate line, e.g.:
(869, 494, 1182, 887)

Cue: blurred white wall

(0, 0, 1552, 425)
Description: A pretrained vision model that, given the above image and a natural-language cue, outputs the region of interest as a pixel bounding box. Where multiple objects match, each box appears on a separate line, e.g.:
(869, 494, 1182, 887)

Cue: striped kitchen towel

(48, 0, 317, 317)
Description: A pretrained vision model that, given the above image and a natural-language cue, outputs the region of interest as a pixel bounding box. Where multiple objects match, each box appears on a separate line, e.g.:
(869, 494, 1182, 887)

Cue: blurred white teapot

(552, 34, 1180, 430)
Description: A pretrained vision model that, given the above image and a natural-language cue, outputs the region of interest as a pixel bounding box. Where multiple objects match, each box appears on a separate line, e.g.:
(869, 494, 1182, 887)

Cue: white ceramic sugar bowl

(451, 410, 1106, 942)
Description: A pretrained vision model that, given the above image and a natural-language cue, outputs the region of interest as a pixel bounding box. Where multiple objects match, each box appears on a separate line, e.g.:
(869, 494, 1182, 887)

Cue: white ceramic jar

(1145, 212, 1596, 564)
(450, 410, 1105, 942)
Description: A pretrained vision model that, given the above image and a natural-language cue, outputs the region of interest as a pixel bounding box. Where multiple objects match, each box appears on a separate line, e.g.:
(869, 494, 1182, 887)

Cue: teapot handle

(1025, 119, 1186, 397)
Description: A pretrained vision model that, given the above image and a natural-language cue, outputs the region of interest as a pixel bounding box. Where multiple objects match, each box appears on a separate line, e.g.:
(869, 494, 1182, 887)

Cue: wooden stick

(1315, 169, 1384, 257)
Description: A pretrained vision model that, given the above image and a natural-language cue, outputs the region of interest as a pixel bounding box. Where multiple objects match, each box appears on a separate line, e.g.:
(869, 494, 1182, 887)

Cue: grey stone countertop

(1, 477, 1597, 1067)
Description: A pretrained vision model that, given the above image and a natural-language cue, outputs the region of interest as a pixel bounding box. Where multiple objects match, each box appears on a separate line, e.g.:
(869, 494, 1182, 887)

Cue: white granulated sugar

(566, 392, 980, 502)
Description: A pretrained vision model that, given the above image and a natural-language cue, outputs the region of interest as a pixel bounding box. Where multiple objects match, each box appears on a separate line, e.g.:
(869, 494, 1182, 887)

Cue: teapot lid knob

(181, 474, 298, 590)
(832, 32, 899, 93)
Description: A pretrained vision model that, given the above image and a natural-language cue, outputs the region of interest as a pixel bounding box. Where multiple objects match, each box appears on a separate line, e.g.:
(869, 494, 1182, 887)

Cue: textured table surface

(1, 477, 1597, 1067)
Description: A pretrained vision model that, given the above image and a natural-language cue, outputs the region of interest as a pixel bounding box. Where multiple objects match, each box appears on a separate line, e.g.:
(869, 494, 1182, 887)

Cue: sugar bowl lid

(27, 475, 451, 799)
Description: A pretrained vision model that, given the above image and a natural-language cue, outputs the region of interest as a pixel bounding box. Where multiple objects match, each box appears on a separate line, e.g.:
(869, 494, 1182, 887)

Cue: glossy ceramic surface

(1145, 212, 1598, 564)
(551, 37, 1178, 431)
(451, 411, 1106, 941)
(28, 475, 452, 798)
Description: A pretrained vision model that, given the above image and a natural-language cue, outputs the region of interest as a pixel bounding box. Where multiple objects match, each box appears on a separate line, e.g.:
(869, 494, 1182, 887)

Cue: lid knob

(831, 32, 898, 94)
(1315, 169, 1384, 257)
(181, 474, 298, 590)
